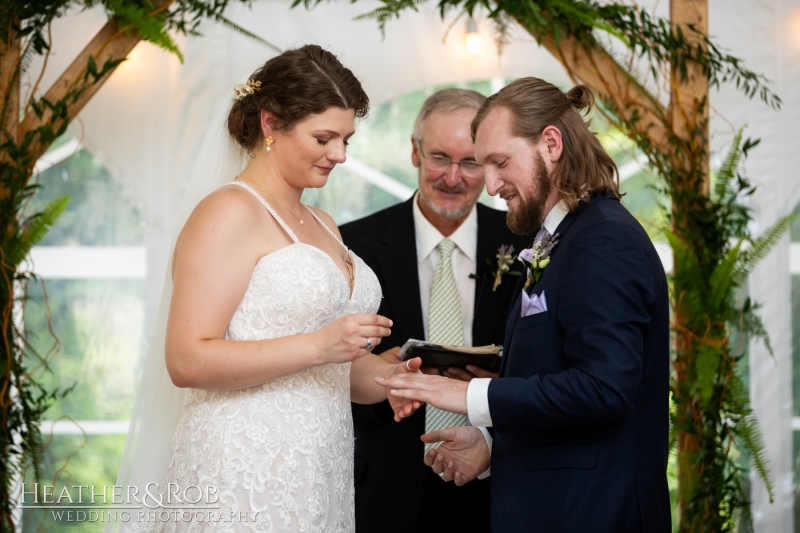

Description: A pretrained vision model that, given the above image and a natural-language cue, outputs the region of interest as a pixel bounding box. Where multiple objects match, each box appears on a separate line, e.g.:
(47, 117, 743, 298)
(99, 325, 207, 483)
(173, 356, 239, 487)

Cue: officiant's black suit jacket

(340, 196, 532, 533)
(489, 192, 671, 532)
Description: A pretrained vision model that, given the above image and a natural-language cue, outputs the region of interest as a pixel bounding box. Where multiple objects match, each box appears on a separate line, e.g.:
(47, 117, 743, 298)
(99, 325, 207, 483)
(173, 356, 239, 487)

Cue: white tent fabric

(28, 0, 800, 530)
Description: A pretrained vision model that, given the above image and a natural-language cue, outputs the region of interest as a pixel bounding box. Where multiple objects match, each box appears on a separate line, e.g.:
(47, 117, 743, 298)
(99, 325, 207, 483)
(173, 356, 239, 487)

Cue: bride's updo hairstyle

(227, 44, 369, 151)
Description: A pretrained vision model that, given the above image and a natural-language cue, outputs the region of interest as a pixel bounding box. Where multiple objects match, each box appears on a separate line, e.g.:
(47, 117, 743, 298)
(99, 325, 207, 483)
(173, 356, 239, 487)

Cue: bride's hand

(314, 314, 392, 365)
(383, 357, 423, 422)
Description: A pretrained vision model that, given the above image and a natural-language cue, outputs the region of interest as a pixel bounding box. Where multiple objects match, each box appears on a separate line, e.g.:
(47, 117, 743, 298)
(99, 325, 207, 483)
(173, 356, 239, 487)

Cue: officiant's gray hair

(412, 88, 486, 139)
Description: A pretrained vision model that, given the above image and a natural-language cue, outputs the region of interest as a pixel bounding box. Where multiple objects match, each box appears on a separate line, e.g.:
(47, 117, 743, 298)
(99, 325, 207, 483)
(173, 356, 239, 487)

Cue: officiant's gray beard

(507, 153, 552, 235)
(418, 179, 473, 219)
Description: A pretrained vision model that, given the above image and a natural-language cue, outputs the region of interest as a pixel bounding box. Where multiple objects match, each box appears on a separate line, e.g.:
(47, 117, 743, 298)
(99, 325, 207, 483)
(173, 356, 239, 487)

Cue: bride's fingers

(354, 314, 393, 328)
(362, 325, 391, 338)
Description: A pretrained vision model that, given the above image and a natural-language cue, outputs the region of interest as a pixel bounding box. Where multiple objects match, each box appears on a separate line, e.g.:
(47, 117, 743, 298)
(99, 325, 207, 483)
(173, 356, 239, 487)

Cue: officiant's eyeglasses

(416, 138, 484, 179)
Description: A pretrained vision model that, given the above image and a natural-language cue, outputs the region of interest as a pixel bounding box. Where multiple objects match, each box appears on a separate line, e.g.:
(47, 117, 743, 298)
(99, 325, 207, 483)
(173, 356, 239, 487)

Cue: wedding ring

(405, 360, 411, 371)
(366, 338, 373, 350)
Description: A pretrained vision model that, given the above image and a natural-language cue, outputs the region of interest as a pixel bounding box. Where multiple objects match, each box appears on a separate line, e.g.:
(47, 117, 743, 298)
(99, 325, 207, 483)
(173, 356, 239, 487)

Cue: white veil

(109, 82, 247, 530)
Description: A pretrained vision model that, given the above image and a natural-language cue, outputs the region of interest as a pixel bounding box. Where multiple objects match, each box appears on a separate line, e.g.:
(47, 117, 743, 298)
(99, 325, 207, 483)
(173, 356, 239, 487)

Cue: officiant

(340, 88, 532, 533)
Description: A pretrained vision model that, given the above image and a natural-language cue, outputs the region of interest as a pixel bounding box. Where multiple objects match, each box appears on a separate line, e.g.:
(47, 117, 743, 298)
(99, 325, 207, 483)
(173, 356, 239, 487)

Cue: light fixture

(466, 17, 482, 56)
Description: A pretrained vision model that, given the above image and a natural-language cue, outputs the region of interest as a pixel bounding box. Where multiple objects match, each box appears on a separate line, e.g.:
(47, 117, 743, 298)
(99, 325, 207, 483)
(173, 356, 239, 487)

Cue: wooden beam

(668, 1, 709, 526)
(0, 17, 21, 152)
(21, 20, 143, 162)
(670, 0, 710, 185)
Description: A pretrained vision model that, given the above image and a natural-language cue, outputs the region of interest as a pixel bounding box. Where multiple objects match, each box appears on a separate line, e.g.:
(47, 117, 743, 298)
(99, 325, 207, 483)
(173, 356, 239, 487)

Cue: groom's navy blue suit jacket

(488, 193, 670, 532)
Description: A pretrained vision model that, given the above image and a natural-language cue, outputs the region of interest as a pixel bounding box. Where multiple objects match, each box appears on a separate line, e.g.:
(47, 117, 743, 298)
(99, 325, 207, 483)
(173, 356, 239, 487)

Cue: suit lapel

(471, 205, 512, 345)
(376, 198, 425, 342)
(552, 209, 577, 241)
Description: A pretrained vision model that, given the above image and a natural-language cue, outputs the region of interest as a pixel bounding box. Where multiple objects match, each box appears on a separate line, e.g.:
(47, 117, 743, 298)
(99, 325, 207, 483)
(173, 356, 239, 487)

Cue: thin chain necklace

(239, 176, 304, 225)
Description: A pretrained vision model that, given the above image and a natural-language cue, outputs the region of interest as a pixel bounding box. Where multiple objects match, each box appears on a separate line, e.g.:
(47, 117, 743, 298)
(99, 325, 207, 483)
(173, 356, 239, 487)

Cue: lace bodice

(152, 182, 382, 532)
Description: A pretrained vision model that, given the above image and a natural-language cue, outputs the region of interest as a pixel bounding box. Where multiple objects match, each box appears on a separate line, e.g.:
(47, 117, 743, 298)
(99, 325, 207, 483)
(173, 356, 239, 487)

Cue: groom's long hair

(471, 77, 619, 214)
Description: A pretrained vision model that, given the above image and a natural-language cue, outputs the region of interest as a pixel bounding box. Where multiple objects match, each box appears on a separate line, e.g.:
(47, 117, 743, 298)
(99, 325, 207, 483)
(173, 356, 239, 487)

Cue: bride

(113, 45, 421, 532)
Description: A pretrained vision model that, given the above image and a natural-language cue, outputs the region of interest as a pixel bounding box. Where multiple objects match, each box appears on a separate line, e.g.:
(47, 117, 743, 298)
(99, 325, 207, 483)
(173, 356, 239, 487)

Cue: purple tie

(534, 227, 550, 244)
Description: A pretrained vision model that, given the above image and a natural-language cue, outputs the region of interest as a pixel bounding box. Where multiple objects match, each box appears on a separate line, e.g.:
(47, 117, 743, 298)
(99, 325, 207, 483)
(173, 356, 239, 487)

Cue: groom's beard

(506, 153, 552, 236)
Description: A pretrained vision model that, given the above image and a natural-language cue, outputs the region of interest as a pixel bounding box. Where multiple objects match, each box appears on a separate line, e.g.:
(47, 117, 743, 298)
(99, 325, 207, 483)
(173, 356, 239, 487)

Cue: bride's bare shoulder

(177, 183, 274, 247)
(187, 184, 264, 227)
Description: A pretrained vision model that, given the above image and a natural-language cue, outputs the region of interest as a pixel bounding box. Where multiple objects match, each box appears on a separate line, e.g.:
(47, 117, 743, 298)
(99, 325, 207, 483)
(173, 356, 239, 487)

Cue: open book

(399, 339, 503, 373)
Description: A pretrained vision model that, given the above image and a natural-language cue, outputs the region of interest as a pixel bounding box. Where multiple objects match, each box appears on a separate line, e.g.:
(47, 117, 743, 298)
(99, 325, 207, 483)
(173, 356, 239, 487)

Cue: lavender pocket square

(521, 290, 547, 318)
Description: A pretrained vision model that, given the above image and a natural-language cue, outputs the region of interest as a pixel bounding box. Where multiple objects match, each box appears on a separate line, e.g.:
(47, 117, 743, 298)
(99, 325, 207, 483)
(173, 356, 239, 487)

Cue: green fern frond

(105, 0, 184, 61)
(694, 346, 719, 405)
(354, 0, 429, 35)
(6, 195, 69, 268)
(740, 303, 773, 355)
(734, 412, 774, 503)
(213, 15, 282, 53)
(708, 242, 741, 309)
(664, 230, 697, 270)
(2, 38, 37, 132)
(26, 195, 69, 246)
(713, 128, 744, 202)
(734, 214, 792, 278)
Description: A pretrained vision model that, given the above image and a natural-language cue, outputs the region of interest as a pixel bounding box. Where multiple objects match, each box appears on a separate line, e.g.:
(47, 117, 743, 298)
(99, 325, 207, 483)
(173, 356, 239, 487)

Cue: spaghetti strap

(303, 205, 348, 252)
(226, 181, 300, 243)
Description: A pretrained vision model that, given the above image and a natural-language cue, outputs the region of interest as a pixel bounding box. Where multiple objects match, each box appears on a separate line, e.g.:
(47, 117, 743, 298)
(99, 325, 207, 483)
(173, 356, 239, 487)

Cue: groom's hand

(443, 365, 499, 382)
(422, 426, 489, 486)
(375, 372, 469, 414)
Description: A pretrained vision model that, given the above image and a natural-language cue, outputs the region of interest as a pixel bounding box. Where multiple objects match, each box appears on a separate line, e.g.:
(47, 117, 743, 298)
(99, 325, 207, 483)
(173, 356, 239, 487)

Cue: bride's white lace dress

(157, 181, 381, 532)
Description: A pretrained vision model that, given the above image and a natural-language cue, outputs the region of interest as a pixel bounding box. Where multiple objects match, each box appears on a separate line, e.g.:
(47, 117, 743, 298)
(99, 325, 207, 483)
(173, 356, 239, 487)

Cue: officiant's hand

(422, 426, 489, 486)
(384, 356, 424, 422)
(442, 365, 499, 382)
(378, 346, 402, 363)
(374, 372, 468, 415)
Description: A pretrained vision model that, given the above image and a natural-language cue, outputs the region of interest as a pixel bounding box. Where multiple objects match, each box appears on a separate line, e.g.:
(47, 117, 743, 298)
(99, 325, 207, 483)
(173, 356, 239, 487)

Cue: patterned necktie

(424, 239, 468, 454)
(535, 226, 550, 244)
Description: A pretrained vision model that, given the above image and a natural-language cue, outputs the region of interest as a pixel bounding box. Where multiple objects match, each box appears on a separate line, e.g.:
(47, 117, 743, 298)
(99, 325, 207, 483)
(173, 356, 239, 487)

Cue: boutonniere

(489, 244, 521, 292)
(518, 233, 559, 291)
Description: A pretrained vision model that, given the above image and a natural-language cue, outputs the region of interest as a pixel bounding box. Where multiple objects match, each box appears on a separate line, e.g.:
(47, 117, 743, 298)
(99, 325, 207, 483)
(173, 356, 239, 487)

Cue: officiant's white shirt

(467, 200, 569, 476)
(413, 191, 478, 346)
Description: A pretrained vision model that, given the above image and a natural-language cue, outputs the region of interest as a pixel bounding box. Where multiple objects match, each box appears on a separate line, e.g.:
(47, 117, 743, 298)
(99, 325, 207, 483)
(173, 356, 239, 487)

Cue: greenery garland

(295, 0, 791, 529)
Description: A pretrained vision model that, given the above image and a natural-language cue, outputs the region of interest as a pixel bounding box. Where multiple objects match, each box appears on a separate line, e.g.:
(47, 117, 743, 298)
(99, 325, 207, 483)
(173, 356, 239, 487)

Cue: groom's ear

(259, 110, 278, 137)
(540, 125, 563, 163)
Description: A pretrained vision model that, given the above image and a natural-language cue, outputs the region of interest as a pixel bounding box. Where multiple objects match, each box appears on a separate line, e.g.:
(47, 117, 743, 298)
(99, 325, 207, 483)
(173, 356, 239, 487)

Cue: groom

(378, 77, 671, 532)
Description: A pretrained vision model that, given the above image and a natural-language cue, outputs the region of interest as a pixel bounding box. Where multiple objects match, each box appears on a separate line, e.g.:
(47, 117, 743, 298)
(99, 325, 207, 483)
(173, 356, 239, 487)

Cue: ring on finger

(366, 337, 373, 350)
(405, 360, 411, 371)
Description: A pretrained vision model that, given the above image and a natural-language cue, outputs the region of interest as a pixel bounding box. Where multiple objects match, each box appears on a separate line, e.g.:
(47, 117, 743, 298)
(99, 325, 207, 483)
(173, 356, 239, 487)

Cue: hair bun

(566, 84, 596, 114)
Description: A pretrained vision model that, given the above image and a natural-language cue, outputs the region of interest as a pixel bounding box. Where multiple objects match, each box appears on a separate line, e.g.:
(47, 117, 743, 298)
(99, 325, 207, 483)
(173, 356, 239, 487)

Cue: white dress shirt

(466, 200, 570, 478)
(412, 192, 478, 347)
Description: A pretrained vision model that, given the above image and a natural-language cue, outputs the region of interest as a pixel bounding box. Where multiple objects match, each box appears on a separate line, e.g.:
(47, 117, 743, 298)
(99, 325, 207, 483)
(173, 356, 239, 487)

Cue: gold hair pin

(233, 79, 262, 100)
